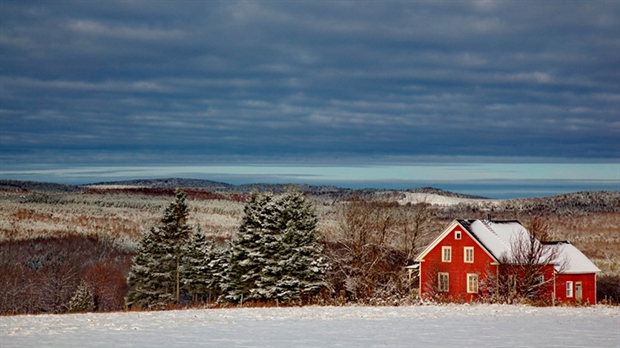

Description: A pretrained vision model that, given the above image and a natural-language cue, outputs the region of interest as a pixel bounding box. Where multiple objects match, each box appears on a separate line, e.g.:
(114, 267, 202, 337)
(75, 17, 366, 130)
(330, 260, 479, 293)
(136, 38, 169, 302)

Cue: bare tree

(483, 217, 567, 304)
(398, 202, 435, 264)
(325, 198, 436, 302)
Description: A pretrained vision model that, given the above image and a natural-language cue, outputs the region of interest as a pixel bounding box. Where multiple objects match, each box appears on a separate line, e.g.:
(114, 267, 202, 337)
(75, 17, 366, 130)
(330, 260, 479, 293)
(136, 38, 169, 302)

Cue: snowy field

(2, 305, 618, 347)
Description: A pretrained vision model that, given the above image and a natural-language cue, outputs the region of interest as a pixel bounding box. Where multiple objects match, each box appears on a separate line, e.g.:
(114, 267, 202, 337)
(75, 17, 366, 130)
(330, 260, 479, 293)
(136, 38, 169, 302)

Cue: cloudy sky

(1, 1, 618, 197)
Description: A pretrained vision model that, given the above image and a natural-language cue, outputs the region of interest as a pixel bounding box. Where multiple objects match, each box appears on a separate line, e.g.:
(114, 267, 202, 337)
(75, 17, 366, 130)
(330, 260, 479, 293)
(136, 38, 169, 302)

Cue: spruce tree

(181, 231, 226, 303)
(126, 189, 192, 309)
(69, 280, 95, 312)
(222, 191, 276, 303)
(274, 189, 328, 302)
(161, 189, 191, 303)
(126, 227, 175, 309)
(224, 189, 328, 304)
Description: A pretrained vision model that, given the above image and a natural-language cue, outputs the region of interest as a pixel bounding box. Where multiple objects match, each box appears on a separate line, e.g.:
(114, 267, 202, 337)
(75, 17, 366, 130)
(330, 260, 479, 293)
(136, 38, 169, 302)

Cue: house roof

(414, 219, 600, 274)
(547, 241, 601, 274)
(457, 219, 532, 262)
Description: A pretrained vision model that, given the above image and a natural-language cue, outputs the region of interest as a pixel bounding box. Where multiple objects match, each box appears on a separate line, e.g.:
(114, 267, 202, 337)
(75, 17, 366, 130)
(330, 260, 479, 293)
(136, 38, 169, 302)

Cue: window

(566, 281, 573, 298)
(464, 247, 474, 263)
(442, 246, 452, 262)
(467, 274, 479, 293)
(455, 231, 461, 240)
(537, 275, 544, 284)
(438, 272, 449, 292)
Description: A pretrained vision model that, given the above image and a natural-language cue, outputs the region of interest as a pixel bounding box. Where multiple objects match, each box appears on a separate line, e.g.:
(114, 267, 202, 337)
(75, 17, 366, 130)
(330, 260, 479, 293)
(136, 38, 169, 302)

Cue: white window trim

(455, 231, 461, 240)
(438, 272, 449, 292)
(575, 281, 583, 300)
(467, 273, 479, 294)
(442, 246, 452, 262)
(566, 281, 573, 298)
(464, 247, 474, 263)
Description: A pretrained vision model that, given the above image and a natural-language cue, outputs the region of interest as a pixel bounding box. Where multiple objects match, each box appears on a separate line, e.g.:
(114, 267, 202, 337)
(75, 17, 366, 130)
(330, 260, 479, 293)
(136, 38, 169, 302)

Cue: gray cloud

(0, 0, 618, 169)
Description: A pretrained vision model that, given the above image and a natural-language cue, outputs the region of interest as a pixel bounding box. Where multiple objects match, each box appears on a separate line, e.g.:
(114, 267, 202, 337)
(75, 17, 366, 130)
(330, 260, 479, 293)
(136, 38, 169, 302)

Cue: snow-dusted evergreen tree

(181, 231, 226, 303)
(161, 189, 192, 303)
(223, 189, 327, 304)
(126, 189, 192, 308)
(69, 280, 95, 312)
(126, 227, 175, 309)
(272, 189, 328, 302)
(222, 191, 277, 303)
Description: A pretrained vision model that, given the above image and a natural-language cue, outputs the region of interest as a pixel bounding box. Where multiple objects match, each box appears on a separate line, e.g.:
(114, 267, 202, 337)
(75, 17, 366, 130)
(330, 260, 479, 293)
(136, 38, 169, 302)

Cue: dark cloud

(1, 0, 618, 169)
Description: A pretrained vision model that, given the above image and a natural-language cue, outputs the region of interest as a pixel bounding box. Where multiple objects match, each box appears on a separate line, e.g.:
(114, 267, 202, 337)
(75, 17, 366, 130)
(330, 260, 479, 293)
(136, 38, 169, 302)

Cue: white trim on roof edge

(414, 219, 499, 264)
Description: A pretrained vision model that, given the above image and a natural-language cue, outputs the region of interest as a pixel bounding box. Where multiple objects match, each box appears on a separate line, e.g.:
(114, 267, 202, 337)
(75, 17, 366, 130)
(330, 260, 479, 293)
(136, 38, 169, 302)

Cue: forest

(1, 180, 619, 314)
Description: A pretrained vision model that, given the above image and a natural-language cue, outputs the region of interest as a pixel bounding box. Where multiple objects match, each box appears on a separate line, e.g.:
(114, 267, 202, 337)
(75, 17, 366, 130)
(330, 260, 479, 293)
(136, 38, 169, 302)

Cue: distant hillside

(86, 178, 235, 191)
(236, 183, 347, 194)
(3, 178, 619, 213)
(87, 178, 348, 194)
(408, 187, 487, 199)
(86, 178, 489, 198)
(499, 190, 620, 214)
(0, 180, 81, 193)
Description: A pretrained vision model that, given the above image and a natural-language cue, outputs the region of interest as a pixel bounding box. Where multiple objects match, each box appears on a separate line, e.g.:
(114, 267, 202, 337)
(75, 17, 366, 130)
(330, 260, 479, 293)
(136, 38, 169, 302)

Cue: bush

(0, 236, 134, 314)
(597, 275, 620, 305)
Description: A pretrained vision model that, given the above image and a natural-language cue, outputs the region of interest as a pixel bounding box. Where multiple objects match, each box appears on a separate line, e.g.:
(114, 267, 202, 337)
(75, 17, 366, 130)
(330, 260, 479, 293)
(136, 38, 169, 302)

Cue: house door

(575, 282, 583, 301)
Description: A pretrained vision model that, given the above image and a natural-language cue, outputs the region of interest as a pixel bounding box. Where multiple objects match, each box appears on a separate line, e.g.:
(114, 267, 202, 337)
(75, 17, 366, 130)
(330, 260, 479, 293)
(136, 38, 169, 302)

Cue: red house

(413, 219, 600, 304)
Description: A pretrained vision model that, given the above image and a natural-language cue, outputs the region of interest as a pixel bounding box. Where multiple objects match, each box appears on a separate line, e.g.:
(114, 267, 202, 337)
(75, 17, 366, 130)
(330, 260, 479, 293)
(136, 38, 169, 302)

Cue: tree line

(125, 189, 328, 309)
(2, 189, 619, 314)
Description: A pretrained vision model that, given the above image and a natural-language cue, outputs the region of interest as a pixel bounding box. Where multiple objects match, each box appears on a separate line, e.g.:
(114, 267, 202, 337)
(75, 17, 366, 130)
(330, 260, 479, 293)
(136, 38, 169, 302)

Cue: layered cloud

(0, 1, 618, 168)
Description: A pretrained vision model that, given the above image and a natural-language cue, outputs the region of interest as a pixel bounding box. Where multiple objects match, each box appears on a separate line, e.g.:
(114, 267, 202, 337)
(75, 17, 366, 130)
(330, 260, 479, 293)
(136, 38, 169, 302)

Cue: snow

(465, 220, 602, 274)
(396, 193, 501, 207)
(2, 305, 618, 347)
(555, 242, 602, 274)
(467, 220, 528, 260)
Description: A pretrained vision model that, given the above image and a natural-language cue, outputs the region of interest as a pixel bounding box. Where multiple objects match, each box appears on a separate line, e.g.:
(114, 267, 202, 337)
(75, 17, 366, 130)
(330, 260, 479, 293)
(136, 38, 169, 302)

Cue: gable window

(464, 247, 474, 263)
(566, 281, 573, 298)
(442, 246, 452, 262)
(537, 275, 545, 285)
(467, 274, 479, 293)
(455, 231, 461, 240)
(438, 272, 449, 292)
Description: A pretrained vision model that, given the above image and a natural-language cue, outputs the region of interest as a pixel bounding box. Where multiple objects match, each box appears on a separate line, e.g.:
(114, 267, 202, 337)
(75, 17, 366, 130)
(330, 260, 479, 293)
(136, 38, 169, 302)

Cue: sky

(0, 1, 619, 197)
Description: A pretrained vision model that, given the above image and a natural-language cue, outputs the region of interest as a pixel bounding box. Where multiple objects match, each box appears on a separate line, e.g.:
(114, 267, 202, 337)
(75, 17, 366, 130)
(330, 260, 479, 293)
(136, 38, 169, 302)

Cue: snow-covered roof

(415, 219, 600, 275)
(458, 219, 532, 262)
(549, 241, 601, 274)
(455, 219, 599, 274)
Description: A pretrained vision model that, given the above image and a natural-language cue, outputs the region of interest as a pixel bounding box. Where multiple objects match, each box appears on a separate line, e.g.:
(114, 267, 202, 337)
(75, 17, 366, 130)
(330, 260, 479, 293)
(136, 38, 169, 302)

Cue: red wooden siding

(419, 224, 496, 301)
(496, 264, 556, 302)
(555, 273, 597, 304)
(417, 220, 600, 304)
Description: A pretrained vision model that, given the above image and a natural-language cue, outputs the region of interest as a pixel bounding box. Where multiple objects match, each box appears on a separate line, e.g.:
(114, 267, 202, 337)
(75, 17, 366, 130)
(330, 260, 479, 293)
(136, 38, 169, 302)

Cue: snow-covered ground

(2, 305, 618, 347)
(396, 193, 501, 207)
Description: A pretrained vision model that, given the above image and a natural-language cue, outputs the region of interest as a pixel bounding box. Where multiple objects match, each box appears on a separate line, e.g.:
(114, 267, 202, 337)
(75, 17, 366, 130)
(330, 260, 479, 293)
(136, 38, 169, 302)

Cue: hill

(3, 178, 619, 212)
(86, 178, 235, 191)
(0, 180, 82, 193)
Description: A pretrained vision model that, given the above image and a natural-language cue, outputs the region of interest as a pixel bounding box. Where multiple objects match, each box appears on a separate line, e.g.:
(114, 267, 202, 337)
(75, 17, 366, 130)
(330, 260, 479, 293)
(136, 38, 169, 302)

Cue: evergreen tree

(69, 280, 95, 312)
(274, 189, 328, 302)
(224, 189, 328, 304)
(126, 227, 175, 309)
(181, 231, 226, 303)
(222, 191, 276, 303)
(126, 189, 192, 309)
(161, 189, 191, 303)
